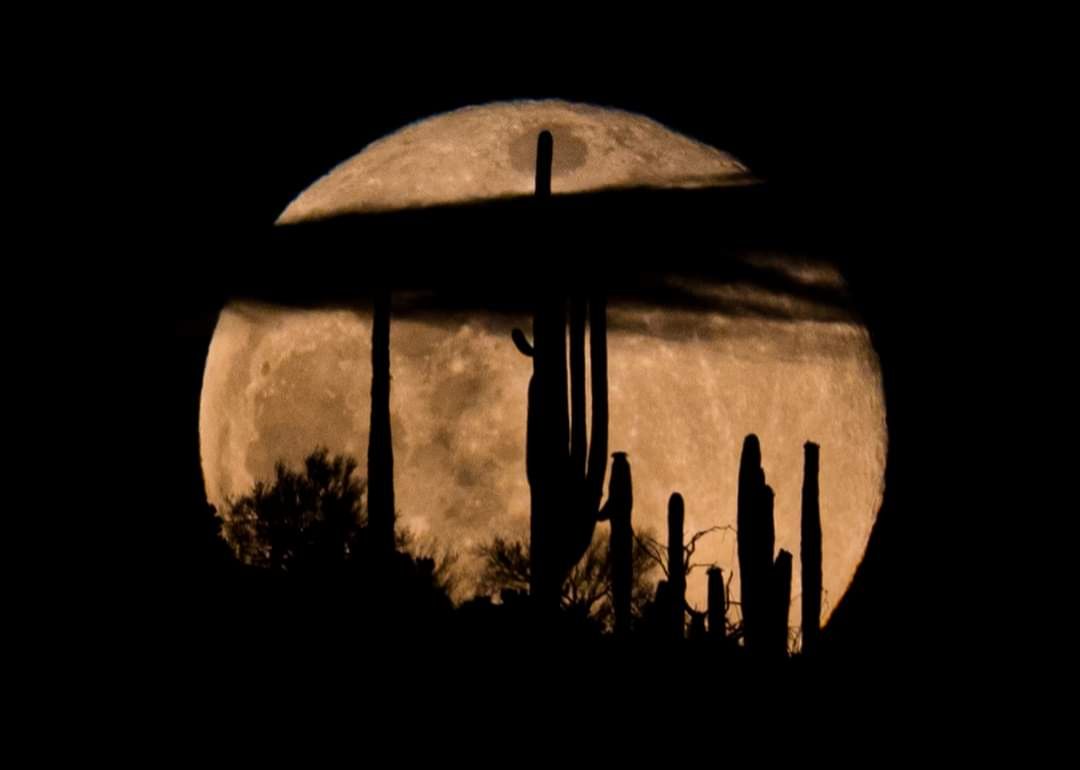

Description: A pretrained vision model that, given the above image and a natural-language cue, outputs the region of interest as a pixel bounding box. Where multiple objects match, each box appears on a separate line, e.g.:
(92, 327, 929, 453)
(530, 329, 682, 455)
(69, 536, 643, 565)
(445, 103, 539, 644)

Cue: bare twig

(635, 524, 732, 578)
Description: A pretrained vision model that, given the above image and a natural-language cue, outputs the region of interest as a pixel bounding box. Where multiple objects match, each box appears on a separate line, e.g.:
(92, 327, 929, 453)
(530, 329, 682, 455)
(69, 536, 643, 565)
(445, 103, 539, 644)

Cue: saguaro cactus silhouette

(605, 453, 634, 637)
(668, 493, 686, 640)
(512, 130, 613, 612)
(737, 434, 799, 656)
(737, 434, 773, 652)
(772, 549, 793, 658)
(707, 566, 726, 641)
(801, 441, 822, 655)
(368, 288, 395, 556)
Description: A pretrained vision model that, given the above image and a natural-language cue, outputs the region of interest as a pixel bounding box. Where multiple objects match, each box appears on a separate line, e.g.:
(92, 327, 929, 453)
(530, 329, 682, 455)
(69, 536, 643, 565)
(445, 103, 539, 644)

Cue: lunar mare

(277, 100, 751, 222)
(200, 295, 886, 629)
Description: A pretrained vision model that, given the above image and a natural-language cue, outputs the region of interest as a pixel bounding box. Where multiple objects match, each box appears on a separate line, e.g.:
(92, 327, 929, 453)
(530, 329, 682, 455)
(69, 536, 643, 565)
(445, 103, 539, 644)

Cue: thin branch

(682, 526, 732, 572)
(684, 599, 706, 618)
(685, 525, 729, 553)
(686, 561, 717, 576)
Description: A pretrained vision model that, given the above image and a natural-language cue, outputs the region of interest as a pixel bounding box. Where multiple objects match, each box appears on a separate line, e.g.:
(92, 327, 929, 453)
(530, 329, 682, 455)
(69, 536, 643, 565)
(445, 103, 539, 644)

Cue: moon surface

(202, 101, 887, 634)
(200, 285, 886, 631)
(277, 99, 752, 222)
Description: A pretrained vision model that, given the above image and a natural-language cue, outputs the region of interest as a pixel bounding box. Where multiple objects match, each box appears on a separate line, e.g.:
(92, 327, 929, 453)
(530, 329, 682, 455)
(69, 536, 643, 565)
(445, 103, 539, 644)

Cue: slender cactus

(737, 434, 773, 654)
(707, 566, 726, 641)
(368, 287, 395, 556)
(651, 579, 671, 640)
(668, 493, 685, 640)
(688, 612, 707, 641)
(605, 453, 634, 637)
(801, 441, 822, 656)
(773, 549, 793, 658)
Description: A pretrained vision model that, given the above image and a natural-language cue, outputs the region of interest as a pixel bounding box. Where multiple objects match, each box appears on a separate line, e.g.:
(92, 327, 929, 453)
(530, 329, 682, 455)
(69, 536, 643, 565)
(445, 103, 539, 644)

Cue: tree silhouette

(396, 526, 461, 600)
(636, 524, 736, 638)
(476, 530, 658, 632)
(221, 447, 367, 573)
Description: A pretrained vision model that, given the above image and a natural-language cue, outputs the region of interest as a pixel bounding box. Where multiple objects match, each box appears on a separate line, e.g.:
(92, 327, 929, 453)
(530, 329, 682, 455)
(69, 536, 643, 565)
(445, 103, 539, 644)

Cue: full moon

(201, 100, 887, 632)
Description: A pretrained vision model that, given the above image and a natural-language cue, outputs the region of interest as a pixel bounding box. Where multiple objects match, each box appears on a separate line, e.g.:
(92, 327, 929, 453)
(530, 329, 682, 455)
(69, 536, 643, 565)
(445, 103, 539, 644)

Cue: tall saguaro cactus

(368, 288, 395, 557)
(801, 441, 822, 655)
(737, 434, 773, 653)
(668, 492, 686, 640)
(512, 130, 613, 612)
(737, 434, 793, 656)
(606, 453, 634, 637)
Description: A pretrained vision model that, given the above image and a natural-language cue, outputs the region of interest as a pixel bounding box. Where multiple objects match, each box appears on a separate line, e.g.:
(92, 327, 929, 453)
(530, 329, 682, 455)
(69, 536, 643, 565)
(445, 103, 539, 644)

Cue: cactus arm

(512, 328, 534, 357)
